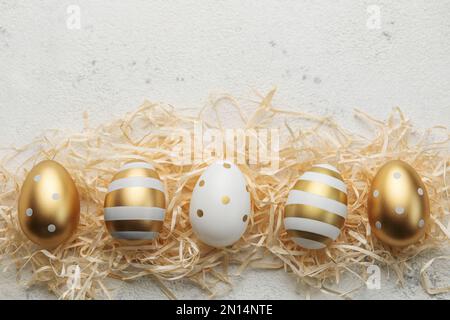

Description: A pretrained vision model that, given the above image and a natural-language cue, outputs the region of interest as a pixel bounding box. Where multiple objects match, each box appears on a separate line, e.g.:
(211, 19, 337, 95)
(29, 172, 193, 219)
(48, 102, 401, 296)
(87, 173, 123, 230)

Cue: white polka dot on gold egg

(26, 208, 33, 217)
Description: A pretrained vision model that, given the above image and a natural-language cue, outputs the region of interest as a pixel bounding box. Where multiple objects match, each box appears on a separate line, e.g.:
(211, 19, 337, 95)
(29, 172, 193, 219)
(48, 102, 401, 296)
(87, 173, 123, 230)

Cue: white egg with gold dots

(189, 160, 251, 247)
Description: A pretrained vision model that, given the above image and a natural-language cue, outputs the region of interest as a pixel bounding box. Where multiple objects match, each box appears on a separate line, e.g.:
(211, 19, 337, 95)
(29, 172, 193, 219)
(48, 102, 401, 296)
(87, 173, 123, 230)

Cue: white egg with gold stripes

(103, 161, 166, 244)
(284, 164, 347, 249)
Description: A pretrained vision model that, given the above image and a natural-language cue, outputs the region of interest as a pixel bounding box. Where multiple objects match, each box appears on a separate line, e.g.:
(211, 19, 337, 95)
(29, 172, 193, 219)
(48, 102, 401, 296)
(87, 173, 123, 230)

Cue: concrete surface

(0, 1, 449, 299)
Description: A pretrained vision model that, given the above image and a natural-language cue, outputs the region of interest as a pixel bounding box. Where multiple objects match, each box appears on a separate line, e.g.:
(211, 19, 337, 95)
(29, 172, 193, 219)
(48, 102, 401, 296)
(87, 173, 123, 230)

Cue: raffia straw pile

(0, 90, 449, 299)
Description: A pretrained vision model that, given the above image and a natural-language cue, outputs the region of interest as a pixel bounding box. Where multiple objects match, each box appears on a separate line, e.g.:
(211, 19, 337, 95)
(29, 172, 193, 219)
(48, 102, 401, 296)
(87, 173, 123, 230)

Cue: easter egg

(189, 160, 251, 247)
(18, 160, 80, 248)
(368, 160, 429, 247)
(104, 161, 166, 244)
(284, 164, 347, 249)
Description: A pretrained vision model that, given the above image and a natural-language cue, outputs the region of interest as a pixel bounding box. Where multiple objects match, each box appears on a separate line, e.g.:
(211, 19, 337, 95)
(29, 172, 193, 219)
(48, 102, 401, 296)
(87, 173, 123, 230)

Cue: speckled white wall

(0, 1, 449, 299)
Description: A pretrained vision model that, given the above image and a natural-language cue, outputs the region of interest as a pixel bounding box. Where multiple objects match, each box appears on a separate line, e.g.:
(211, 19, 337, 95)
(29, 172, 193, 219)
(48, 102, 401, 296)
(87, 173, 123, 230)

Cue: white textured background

(0, 1, 449, 299)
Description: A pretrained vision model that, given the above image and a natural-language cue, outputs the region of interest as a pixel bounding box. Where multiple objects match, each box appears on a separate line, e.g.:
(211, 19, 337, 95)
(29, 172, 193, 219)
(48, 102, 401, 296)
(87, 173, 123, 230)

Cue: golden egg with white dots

(103, 161, 166, 245)
(18, 160, 80, 248)
(368, 160, 430, 247)
(189, 160, 251, 247)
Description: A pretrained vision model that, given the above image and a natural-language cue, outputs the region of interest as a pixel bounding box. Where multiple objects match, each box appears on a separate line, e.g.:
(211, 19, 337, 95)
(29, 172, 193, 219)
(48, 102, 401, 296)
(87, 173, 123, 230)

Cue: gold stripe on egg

(293, 180, 347, 204)
(309, 167, 343, 180)
(106, 220, 163, 232)
(113, 168, 160, 180)
(104, 187, 166, 208)
(285, 204, 345, 229)
(286, 230, 332, 245)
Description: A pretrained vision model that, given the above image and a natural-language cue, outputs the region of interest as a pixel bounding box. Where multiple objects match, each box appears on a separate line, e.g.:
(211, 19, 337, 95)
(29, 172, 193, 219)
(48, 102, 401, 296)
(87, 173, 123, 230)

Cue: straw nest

(0, 90, 448, 299)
